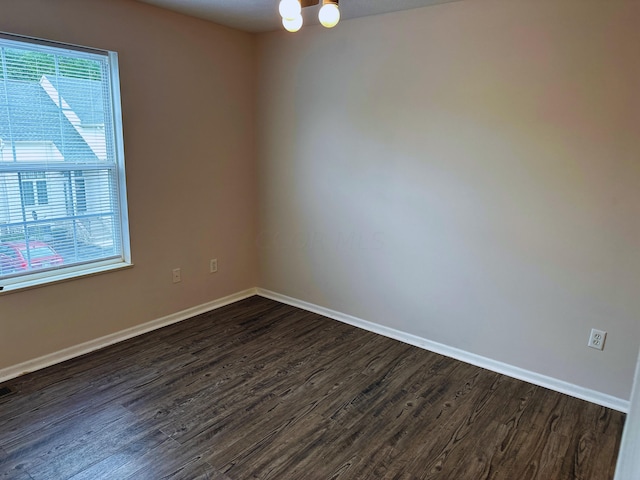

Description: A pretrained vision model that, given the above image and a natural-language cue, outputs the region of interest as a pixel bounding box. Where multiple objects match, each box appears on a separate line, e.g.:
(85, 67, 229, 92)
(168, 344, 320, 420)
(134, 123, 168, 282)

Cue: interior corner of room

(0, 0, 638, 479)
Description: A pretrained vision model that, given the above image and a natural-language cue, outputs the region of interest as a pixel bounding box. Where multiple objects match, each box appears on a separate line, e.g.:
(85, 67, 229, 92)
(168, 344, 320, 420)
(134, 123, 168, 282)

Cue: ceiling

(135, 0, 463, 33)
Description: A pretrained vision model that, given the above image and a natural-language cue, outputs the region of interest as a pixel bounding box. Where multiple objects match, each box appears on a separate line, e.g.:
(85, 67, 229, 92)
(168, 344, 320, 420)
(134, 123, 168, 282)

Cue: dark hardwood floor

(0, 296, 625, 479)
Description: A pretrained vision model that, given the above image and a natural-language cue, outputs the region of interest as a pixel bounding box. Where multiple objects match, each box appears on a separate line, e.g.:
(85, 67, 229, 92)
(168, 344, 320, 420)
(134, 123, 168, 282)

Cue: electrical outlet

(210, 259, 218, 273)
(172, 268, 181, 283)
(588, 328, 607, 351)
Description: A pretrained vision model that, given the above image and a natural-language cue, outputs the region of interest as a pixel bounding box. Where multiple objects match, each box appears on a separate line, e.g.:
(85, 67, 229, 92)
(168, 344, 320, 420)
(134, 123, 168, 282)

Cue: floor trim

(0, 288, 258, 384)
(1, 286, 629, 413)
(256, 288, 630, 413)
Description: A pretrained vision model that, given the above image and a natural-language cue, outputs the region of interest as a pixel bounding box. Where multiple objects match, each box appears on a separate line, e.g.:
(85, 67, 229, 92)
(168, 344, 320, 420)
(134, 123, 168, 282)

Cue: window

(20, 171, 48, 206)
(74, 171, 87, 213)
(0, 33, 130, 291)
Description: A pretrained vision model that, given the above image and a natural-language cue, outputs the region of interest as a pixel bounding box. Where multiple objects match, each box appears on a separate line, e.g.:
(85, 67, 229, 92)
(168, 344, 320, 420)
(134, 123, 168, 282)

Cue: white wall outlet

(172, 268, 181, 283)
(588, 328, 607, 351)
(210, 259, 218, 273)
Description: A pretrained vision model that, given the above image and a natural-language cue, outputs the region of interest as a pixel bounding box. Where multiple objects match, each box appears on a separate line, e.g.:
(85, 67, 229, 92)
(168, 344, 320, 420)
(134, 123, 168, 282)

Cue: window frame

(0, 32, 132, 294)
(19, 171, 49, 206)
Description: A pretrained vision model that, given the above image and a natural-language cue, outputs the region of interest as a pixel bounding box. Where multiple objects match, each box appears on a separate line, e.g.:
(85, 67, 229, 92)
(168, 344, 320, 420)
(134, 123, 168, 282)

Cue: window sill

(0, 262, 133, 295)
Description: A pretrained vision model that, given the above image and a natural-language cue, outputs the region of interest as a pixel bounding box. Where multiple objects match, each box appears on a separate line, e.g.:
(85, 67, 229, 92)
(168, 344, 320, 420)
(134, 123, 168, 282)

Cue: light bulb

(282, 14, 303, 32)
(279, 0, 301, 21)
(319, 3, 340, 28)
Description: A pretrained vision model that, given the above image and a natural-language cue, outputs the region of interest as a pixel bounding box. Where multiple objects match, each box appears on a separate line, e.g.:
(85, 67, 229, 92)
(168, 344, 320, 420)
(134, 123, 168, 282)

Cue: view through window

(0, 34, 130, 288)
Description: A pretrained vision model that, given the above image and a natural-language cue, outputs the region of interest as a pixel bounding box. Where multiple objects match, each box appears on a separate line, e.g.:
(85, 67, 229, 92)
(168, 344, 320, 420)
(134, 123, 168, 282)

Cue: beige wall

(0, 0, 258, 369)
(257, 0, 640, 399)
(1, 0, 638, 403)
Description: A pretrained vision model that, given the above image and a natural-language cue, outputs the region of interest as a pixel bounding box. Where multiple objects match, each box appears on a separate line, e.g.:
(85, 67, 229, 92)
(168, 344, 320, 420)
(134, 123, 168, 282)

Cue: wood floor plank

(0, 363, 162, 446)
(65, 429, 170, 480)
(97, 435, 218, 480)
(3, 405, 169, 480)
(0, 296, 625, 480)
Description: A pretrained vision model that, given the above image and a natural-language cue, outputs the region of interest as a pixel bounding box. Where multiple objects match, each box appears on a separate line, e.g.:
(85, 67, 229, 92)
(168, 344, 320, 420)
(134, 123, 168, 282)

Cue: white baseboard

(0, 288, 258, 384)
(1, 286, 629, 413)
(256, 288, 630, 413)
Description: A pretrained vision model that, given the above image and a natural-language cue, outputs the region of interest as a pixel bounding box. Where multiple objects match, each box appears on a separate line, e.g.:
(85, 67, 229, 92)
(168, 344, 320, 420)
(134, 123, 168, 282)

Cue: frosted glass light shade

(319, 3, 340, 28)
(279, 0, 301, 20)
(283, 14, 303, 32)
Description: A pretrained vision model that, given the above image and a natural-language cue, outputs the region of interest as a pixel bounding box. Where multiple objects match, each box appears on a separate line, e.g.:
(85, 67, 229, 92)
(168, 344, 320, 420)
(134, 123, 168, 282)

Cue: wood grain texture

(0, 296, 625, 479)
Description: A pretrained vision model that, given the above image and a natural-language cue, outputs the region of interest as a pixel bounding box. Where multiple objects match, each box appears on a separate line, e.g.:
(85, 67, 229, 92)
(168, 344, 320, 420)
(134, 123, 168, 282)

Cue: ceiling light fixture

(278, 0, 340, 32)
(282, 14, 304, 32)
(319, 0, 340, 28)
(279, 0, 301, 19)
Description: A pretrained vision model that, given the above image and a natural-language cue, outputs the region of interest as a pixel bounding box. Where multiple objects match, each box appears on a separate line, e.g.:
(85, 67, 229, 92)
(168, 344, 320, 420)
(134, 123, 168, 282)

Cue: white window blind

(0, 33, 130, 290)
